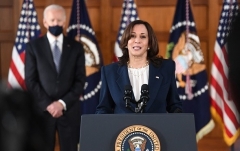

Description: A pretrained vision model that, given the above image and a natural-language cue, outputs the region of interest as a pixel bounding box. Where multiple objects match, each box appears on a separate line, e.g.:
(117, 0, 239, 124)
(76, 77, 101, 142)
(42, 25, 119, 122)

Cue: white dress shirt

(47, 32, 66, 110)
(128, 65, 149, 101)
(47, 32, 63, 53)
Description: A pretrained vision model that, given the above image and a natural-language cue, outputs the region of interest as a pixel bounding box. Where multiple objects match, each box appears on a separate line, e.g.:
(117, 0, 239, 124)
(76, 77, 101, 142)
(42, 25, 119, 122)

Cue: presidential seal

(115, 125, 161, 151)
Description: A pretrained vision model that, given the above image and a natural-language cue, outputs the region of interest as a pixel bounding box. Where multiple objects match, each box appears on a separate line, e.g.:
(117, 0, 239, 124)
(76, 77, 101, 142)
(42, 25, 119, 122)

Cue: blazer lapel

(59, 37, 71, 74)
(116, 65, 131, 98)
(146, 63, 163, 111)
(41, 35, 56, 72)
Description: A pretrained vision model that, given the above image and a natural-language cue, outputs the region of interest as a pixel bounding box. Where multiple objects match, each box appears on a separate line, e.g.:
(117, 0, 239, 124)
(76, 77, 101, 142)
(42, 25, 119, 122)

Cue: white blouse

(128, 65, 149, 101)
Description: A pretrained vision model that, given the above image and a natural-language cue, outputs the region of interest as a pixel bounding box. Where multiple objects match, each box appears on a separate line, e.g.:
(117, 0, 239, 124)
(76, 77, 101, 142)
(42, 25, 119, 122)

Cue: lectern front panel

(79, 113, 197, 151)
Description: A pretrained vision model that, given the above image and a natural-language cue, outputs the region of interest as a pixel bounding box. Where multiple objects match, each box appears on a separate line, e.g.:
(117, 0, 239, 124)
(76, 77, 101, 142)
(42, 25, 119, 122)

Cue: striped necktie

(53, 40, 61, 73)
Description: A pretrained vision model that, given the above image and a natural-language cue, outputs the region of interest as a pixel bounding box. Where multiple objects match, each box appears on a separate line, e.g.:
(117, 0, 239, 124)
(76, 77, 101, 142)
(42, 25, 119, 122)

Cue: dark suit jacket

(25, 35, 85, 125)
(96, 59, 182, 114)
(228, 10, 240, 112)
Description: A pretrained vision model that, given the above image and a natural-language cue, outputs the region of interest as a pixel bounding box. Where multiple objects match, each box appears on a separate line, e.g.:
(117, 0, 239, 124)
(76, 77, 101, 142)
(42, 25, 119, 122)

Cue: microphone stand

(135, 99, 147, 113)
(124, 84, 149, 113)
(125, 98, 148, 113)
(125, 98, 138, 113)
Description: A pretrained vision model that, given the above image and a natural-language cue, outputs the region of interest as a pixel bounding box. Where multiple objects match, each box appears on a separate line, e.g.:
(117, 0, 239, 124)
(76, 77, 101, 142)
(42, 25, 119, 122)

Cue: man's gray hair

(43, 4, 66, 20)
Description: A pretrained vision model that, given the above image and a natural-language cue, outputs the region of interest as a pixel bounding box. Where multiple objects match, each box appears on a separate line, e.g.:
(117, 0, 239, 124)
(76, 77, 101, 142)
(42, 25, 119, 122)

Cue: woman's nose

(134, 37, 140, 43)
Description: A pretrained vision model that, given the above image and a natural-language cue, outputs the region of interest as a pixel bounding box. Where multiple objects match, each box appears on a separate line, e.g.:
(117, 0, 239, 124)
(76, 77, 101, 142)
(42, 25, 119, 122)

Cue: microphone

(124, 85, 133, 110)
(139, 84, 149, 113)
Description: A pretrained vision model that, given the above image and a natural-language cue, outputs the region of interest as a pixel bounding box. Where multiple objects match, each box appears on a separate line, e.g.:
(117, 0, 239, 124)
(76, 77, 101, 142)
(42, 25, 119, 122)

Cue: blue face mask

(49, 25, 63, 36)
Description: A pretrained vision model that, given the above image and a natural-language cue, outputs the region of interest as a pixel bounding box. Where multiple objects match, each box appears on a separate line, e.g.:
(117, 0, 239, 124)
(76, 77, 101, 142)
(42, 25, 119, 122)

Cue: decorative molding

(34, 0, 47, 7)
(86, 0, 100, 7)
(111, 0, 208, 7)
(0, 0, 13, 6)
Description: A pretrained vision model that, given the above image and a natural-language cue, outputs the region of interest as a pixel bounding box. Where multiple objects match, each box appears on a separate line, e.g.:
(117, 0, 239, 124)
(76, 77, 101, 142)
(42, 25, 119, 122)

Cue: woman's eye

(130, 35, 135, 38)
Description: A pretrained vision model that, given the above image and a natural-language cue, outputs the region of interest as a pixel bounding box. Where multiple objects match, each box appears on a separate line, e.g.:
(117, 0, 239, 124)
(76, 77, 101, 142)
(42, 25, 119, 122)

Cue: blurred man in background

(24, 4, 85, 151)
(0, 83, 47, 151)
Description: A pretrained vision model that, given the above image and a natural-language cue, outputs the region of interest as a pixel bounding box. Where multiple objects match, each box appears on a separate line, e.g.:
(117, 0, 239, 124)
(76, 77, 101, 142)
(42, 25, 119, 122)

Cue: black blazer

(25, 35, 85, 121)
(96, 59, 182, 114)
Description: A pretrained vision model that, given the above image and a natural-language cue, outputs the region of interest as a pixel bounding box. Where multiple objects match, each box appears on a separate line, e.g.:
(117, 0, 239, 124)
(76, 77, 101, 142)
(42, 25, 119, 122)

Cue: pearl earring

(147, 47, 150, 50)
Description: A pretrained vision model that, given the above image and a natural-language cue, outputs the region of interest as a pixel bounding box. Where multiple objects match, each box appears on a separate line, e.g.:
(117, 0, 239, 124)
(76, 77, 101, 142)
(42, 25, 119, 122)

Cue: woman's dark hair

(118, 20, 162, 67)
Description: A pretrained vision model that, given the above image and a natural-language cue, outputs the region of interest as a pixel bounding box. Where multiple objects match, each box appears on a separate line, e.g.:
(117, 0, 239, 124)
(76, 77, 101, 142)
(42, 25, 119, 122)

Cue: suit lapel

(41, 36, 56, 72)
(59, 36, 71, 74)
(116, 65, 131, 98)
(115, 63, 165, 111)
(146, 63, 163, 111)
(41, 35, 71, 75)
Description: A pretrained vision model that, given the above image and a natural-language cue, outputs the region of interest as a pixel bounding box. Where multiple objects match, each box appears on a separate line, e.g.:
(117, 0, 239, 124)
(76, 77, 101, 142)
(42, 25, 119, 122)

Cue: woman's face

(127, 24, 149, 58)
